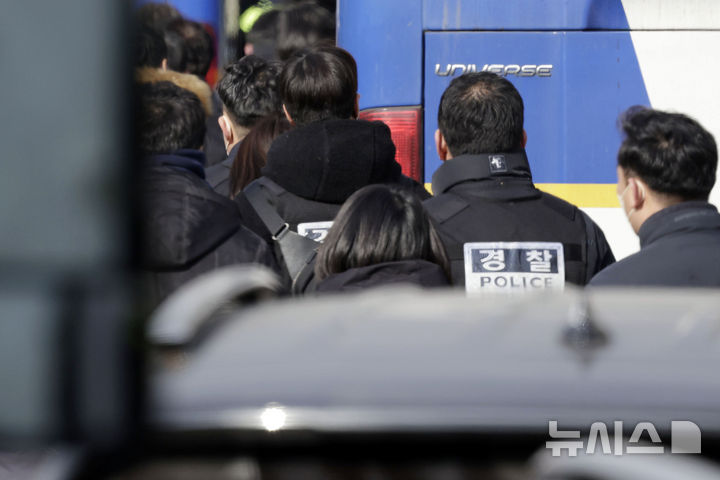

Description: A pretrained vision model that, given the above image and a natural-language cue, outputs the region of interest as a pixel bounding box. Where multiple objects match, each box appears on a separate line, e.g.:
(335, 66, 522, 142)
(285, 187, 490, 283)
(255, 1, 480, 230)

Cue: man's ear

(522, 129, 527, 148)
(353, 93, 360, 119)
(435, 129, 450, 161)
(218, 114, 234, 149)
(161, 58, 168, 71)
(626, 177, 647, 211)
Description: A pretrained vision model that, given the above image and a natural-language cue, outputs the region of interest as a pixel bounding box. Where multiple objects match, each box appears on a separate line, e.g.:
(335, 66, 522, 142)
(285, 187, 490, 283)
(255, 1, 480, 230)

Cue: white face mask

(617, 181, 642, 222)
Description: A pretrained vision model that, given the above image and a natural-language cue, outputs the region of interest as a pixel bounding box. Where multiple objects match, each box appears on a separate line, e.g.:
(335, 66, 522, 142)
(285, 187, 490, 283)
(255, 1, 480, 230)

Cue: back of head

(137, 81, 206, 155)
(276, 1, 335, 61)
(216, 56, 281, 128)
(247, 1, 335, 61)
(162, 29, 188, 72)
(279, 45, 357, 126)
(135, 2, 182, 32)
(246, 9, 281, 60)
(618, 107, 717, 200)
(438, 72, 524, 155)
(315, 185, 450, 280)
(166, 19, 214, 78)
(229, 112, 291, 196)
(133, 26, 167, 69)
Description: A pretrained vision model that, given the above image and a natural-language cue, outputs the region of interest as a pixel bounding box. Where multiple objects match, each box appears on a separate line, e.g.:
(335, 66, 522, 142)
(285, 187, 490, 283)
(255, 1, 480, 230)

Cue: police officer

(424, 72, 615, 291)
(590, 107, 720, 287)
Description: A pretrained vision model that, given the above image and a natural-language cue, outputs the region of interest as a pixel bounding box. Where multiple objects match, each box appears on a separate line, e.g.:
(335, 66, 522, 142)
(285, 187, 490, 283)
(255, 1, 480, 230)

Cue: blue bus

(338, 0, 720, 258)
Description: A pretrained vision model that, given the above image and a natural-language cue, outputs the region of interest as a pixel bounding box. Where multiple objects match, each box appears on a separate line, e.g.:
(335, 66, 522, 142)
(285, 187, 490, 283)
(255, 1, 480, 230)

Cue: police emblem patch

(488, 154, 507, 173)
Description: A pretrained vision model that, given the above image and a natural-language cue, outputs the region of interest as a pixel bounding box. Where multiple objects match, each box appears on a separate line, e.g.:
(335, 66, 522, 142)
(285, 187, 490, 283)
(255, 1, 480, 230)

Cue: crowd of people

(134, 1, 720, 308)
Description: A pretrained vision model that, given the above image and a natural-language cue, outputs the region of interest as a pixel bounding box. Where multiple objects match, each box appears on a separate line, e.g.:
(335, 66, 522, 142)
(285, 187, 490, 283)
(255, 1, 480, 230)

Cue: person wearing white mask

(590, 106, 720, 287)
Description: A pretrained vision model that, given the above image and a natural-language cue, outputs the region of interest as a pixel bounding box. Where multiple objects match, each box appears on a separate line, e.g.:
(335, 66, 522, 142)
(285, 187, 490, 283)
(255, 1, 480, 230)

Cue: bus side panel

(424, 32, 650, 186)
(337, 0, 422, 109)
(423, 0, 629, 30)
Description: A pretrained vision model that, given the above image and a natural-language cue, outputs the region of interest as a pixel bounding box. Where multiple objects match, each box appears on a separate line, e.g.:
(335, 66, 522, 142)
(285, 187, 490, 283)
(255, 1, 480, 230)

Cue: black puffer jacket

(141, 150, 278, 306)
(316, 260, 450, 293)
(247, 119, 429, 230)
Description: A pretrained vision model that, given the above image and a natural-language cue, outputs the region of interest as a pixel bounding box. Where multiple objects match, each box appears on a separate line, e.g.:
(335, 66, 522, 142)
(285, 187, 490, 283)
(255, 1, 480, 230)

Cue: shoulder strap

(254, 176, 288, 197)
(245, 181, 319, 294)
(244, 180, 288, 238)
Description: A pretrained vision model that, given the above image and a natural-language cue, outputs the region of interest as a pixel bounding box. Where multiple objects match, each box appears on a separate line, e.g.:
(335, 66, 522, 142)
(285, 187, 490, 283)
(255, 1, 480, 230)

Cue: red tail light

(359, 106, 422, 182)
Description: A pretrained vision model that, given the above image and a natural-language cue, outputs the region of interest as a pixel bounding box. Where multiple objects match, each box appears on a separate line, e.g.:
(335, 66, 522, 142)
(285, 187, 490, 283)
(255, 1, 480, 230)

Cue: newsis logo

(434, 63, 553, 77)
(546, 421, 702, 457)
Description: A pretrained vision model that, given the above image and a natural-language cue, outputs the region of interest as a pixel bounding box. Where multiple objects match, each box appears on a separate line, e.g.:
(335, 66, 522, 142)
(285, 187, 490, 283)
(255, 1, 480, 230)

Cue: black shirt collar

(431, 151, 533, 194)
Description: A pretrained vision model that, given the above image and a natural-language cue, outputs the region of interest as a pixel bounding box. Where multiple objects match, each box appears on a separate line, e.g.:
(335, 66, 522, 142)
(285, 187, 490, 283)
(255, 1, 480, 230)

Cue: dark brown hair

(315, 184, 451, 281)
(279, 45, 357, 126)
(229, 113, 291, 197)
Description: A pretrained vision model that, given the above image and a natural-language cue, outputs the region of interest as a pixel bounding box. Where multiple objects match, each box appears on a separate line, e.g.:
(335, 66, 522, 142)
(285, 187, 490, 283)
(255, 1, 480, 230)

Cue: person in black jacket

(424, 72, 615, 292)
(590, 107, 720, 287)
(315, 185, 451, 292)
(206, 56, 282, 195)
(246, 45, 429, 241)
(137, 81, 278, 306)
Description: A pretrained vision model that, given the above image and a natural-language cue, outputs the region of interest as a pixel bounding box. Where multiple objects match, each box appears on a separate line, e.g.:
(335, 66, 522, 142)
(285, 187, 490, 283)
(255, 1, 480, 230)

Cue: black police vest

(427, 153, 590, 286)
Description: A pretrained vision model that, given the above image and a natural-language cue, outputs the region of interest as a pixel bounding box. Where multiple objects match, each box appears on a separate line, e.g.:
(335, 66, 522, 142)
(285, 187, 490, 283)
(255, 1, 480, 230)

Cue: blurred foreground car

(135, 266, 720, 479)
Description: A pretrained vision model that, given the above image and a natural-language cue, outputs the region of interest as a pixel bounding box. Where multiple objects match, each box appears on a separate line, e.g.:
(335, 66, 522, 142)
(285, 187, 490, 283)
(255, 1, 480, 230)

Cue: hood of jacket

(142, 153, 243, 270)
(135, 67, 213, 116)
(316, 260, 450, 293)
(261, 119, 403, 204)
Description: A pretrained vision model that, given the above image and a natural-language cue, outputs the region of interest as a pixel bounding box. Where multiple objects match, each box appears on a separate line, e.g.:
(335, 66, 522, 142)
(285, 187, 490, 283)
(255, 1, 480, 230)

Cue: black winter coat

(205, 142, 239, 197)
(141, 149, 278, 306)
(590, 202, 720, 287)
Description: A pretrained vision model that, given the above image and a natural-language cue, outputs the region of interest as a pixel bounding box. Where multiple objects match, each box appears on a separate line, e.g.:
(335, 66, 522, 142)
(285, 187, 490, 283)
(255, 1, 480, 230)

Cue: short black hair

(137, 81, 206, 155)
(276, 2, 335, 61)
(134, 26, 167, 69)
(162, 28, 187, 72)
(216, 56, 281, 128)
(618, 106, 717, 200)
(279, 45, 357, 126)
(135, 2, 182, 32)
(247, 2, 335, 61)
(166, 19, 214, 78)
(246, 9, 280, 60)
(315, 184, 451, 281)
(437, 72, 524, 155)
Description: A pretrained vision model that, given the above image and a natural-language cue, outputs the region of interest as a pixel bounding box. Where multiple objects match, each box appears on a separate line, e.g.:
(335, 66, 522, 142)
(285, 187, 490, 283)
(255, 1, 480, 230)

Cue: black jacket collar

(222, 142, 241, 169)
(639, 202, 720, 248)
(316, 260, 450, 292)
(148, 149, 207, 179)
(431, 151, 533, 195)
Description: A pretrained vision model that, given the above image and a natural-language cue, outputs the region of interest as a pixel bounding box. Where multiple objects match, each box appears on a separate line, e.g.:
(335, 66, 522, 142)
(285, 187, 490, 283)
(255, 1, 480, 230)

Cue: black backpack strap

(245, 181, 319, 294)
(291, 249, 318, 295)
